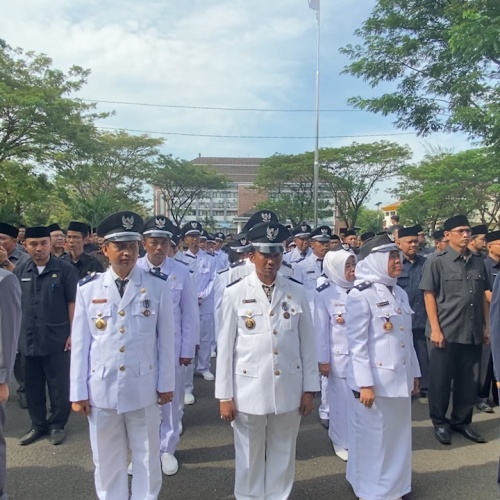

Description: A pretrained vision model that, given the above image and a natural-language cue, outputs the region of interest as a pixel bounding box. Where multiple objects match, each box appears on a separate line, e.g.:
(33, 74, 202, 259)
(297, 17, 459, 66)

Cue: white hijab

(354, 250, 400, 287)
(323, 250, 355, 290)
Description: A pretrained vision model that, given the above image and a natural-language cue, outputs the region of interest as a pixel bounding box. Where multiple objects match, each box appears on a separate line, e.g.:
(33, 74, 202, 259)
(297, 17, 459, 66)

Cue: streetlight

(375, 202, 382, 231)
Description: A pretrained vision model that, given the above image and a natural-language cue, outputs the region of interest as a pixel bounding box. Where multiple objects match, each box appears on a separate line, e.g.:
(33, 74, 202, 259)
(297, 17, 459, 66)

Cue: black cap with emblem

(143, 215, 175, 238)
(291, 222, 311, 239)
(97, 211, 144, 242)
(180, 221, 203, 237)
(310, 225, 332, 242)
(214, 232, 225, 241)
(242, 210, 279, 234)
(358, 233, 398, 261)
(247, 222, 290, 254)
(231, 232, 252, 253)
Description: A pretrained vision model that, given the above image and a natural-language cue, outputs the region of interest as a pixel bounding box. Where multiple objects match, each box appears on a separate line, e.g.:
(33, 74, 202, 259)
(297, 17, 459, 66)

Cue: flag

(308, 0, 319, 11)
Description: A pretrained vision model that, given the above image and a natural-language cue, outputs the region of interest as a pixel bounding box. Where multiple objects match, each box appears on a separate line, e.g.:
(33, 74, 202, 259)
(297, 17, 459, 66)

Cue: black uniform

(419, 246, 490, 427)
(14, 256, 78, 433)
(60, 251, 104, 279)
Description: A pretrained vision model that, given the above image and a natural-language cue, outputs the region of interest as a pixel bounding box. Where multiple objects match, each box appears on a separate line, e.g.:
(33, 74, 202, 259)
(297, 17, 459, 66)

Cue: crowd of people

(0, 209, 499, 500)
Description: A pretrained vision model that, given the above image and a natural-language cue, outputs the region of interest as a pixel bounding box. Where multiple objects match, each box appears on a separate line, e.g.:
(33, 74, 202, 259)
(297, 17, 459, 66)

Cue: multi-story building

(153, 156, 337, 232)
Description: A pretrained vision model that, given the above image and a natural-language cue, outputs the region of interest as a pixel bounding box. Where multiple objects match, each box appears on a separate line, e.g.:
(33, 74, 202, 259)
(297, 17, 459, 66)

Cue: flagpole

(313, 4, 320, 227)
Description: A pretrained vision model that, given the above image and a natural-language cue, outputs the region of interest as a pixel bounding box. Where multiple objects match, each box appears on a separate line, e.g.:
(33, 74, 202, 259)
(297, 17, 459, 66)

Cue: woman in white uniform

(345, 234, 420, 500)
(315, 250, 356, 462)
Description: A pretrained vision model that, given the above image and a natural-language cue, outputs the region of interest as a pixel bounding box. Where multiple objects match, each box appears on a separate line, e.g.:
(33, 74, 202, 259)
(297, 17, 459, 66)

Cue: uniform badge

(336, 313, 345, 324)
(142, 298, 151, 316)
(261, 212, 272, 222)
(52, 274, 58, 278)
(144, 310, 151, 317)
(245, 318, 256, 329)
(140, 288, 146, 294)
(155, 217, 166, 229)
(383, 316, 393, 332)
(267, 226, 278, 241)
(92, 298, 108, 304)
(281, 302, 290, 319)
(122, 215, 134, 230)
(95, 318, 107, 330)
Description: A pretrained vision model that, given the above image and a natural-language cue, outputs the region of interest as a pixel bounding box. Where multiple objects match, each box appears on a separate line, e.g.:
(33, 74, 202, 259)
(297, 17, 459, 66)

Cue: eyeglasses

(449, 228, 471, 235)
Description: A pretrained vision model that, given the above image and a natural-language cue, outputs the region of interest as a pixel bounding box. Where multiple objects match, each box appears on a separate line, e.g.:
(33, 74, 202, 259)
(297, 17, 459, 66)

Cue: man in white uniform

(137, 216, 198, 476)
(70, 211, 175, 500)
(216, 221, 319, 500)
(283, 222, 312, 264)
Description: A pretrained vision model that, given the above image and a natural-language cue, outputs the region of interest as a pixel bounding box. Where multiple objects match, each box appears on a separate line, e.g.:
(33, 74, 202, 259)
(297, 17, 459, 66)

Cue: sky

(2, 0, 474, 205)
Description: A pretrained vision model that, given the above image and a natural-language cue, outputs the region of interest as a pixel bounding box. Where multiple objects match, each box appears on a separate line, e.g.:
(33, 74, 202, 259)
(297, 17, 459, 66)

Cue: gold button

(270, 311, 275, 317)
(273, 349, 278, 355)
(275, 370, 280, 376)
(119, 346, 125, 353)
(119, 365, 125, 371)
(273, 330, 278, 335)
(401, 342, 405, 348)
(399, 326, 404, 331)
(119, 310, 125, 317)
(119, 327, 125, 333)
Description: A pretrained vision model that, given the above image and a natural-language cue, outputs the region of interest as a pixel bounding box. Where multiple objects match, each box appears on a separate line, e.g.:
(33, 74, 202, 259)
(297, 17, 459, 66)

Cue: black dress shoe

(451, 424, 486, 443)
(434, 425, 451, 445)
(475, 401, 494, 414)
(50, 429, 65, 445)
(19, 429, 48, 446)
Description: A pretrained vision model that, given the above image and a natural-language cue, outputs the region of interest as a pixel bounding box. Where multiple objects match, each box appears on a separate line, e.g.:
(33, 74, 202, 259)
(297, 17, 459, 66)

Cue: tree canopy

(341, 1, 500, 148)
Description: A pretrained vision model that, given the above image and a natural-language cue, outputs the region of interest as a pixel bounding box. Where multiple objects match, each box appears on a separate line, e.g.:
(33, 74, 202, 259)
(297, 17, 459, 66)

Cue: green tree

(254, 153, 332, 226)
(356, 206, 383, 234)
(341, 1, 500, 148)
(0, 41, 105, 164)
(150, 155, 229, 226)
(321, 141, 411, 228)
(395, 148, 500, 230)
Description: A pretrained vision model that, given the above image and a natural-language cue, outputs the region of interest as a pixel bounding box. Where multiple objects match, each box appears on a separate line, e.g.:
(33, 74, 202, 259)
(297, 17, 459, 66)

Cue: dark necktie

(262, 284, 274, 303)
(116, 278, 129, 298)
(317, 259, 323, 272)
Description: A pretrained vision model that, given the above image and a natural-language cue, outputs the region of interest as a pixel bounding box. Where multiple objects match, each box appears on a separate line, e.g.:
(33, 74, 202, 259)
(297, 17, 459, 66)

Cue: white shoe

(127, 462, 133, 476)
(199, 370, 215, 381)
(333, 444, 348, 462)
(179, 421, 183, 435)
(184, 393, 195, 405)
(211, 351, 216, 358)
(161, 453, 179, 476)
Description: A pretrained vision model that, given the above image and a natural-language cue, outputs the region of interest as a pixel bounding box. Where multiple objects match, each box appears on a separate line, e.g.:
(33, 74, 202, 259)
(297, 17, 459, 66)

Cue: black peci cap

(247, 222, 290, 254)
(25, 226, 51, 239)
(360, 231, 375, 242)
(0, 223, 19, 238)
(97, 212, 144, 242)
(432, 229, 445, 241)
(486, 230, 500, 244)
(344, 229, 357, 237)
(471, 224, 488, 236)
(47, 223, 61, 233)
(398, 225, 419, 239)
(68, 221, 90, 236)
(443, 215, 470, 232)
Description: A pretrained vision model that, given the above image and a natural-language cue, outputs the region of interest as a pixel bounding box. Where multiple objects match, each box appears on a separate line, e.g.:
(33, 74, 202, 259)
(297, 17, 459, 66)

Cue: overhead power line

(82, 98, 365, 113)
(97, 125, 416, 140)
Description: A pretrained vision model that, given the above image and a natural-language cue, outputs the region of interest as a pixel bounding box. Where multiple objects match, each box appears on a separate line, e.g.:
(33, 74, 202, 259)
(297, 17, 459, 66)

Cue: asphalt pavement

(4, 374, 500, 500)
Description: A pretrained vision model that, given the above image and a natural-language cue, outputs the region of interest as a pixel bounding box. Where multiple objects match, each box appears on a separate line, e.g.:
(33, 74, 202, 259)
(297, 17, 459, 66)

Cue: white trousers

(319, 375, 329, 420)
(88, 404, 161, 500)
(160, 363, 185, 454)
(328, 376, 349, 450)
(347, 394, 412, 500)
(196, 313, 213, 373)
(233, 410, 301, 500)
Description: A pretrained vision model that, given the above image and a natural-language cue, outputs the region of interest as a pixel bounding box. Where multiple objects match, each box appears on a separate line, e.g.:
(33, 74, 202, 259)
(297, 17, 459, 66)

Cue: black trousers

(477, 344, 498, 403)
(24, 352, 71, 431)
(13, 352, 25, 395)
(413, 329, 429, 392)
(428, 341, 481, 427)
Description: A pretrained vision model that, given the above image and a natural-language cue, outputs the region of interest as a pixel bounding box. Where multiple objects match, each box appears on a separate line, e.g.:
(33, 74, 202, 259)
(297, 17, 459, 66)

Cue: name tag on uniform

(242, 299, 256, 303)
(21, 278, 31, 282)
(92, 298, 108, 304)
(376, 301, 389, 307)
(306, 271, 315, 274)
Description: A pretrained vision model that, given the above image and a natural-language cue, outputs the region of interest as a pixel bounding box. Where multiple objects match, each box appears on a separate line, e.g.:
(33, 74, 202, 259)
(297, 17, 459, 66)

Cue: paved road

(4, 375, 500, 499)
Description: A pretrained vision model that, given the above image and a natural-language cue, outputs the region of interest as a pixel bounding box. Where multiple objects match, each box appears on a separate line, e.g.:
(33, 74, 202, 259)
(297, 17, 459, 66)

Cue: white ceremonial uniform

(345, 282, 421, 500)
(283, 246, 311, 264)
(314, 281, 350, 452)
(70, 266, 175, 500)
(215, 250, 229, 271)
(216, 271, 319, 500)
(137, 256, 199, 455)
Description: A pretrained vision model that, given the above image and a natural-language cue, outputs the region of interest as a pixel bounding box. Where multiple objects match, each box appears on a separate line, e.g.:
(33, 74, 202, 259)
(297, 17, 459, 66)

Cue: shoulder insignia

(226, 277, 243, 288)
(185, 253, 196, 259)
(316, 282, 330, 293)
(176, 259, 188, 266)
(149, 268, 168, 281)
(354, 281, 372, 292)
(285, 276, 303, 285)
(218, 267, 229, 275)
(79, 272, 98, 286)
(292, 257, 305, 264)
(205, 251, 215, 257)
(230, 260, 244, 268)
(189, 270, 194, 274)
(282, 260, 292, 269)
